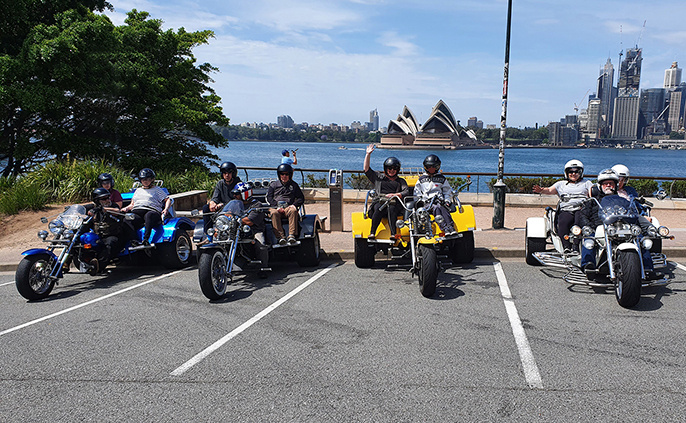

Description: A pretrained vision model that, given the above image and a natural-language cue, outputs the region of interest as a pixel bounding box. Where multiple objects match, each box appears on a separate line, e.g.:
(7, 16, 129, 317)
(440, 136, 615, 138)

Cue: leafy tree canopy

(1, 1, 229, 177)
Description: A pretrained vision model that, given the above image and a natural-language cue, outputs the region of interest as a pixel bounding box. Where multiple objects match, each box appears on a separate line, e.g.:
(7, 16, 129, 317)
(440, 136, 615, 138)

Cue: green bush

(345, 173, 373, 190)
(156, 168, 216, 195)
(0, 178, 51, 214)
(302, 173, 328, 188)
(627, 179, 659, 197)
(661, 180, 686, 198)
(487, 176, 561, 193)
(0, 176, 17, 195)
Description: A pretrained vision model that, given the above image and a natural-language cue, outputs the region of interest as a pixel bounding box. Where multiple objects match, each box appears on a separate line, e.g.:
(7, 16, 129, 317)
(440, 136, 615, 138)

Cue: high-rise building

(369, 109, 379, 131)
(277, 115, 294, 128)
(617, 47, 642, 97)
(667, 88, 686, 132)
(467, 117, 477, 127)
(613, 48, 642, 140)
(664, 62, 682, 89)
(597, 58, 615, 132)
(548, 122, 562, 146)
(612, 97, 640, 140)
(586, 98, 602, 138)
(639, 88, 666, 137)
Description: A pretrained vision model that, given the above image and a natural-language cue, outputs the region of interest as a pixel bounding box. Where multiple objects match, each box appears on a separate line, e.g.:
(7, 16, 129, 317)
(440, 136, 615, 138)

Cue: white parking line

(1, 281, 14, 287)
(171, 263, 338, 376)
(677, 263, 686, 272)
(493, 262, 544, 389)
(0, 269, 187, 337)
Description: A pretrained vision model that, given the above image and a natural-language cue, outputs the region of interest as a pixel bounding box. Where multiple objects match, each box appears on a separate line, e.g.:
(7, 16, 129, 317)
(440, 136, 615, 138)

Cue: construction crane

(574, 89, 591, 114)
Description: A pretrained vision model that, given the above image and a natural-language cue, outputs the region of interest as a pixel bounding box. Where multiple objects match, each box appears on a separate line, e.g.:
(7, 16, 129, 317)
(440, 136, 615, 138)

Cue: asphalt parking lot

(2, 256, 686, 422)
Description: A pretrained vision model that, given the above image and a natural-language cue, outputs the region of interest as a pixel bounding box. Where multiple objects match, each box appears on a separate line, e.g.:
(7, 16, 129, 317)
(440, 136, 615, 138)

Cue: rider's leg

(284, 206, 298, 237)
(431, 204, 455, 233)
(142, 210, 162, 242)
(369, 202, 383, 236)
(557, 211, 574, 250)
(269, 208, 285, 240)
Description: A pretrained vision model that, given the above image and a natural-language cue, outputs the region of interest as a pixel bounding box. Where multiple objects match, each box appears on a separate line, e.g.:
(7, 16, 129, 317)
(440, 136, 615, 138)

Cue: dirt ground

(0, 205, 69, 263)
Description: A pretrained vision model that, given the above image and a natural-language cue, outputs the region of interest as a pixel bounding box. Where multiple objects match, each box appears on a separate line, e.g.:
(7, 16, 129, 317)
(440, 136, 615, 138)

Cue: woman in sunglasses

(363, 144, 409, 239)
(533, 159, 592, 251)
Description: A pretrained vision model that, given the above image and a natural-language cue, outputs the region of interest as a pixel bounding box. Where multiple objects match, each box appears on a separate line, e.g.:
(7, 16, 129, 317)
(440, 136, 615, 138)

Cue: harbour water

(211, 141, 686, 192)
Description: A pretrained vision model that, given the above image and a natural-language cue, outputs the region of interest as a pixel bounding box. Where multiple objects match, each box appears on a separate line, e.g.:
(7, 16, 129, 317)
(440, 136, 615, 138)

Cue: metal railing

(238, 166, 686, 196)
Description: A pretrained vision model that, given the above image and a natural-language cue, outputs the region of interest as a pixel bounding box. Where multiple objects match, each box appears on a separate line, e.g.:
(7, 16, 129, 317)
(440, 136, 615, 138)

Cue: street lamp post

(493, 0, 513, 229)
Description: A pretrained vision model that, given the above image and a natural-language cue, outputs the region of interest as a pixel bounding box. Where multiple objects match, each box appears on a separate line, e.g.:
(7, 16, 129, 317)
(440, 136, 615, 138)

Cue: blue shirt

(281, 156, 294, 165)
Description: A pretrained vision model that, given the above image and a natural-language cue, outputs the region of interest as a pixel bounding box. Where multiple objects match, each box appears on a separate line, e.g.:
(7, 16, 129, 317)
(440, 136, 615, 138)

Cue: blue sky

(105, 0, 686, 129)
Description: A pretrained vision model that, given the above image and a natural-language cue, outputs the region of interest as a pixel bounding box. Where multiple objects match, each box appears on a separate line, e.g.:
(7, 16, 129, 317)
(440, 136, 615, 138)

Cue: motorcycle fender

(299, 214, 321, 238)
(526, 217, 548, 239)
(193, 220, 205, 243)
(417, 238, 438, 245)
(451, 205, 476, 232)
(616, 242, 639, 252)
(147, 217, 195, 244)
(21, 248, 58, 261)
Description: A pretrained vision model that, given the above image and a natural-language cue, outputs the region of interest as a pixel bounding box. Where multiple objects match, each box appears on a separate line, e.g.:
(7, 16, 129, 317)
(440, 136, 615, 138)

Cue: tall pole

(492, 0, 512, 229)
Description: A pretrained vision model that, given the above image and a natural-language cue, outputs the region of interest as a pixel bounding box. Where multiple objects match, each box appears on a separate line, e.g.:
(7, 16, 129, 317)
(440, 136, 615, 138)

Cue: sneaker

(142, 240, 151, 248)
(278, 238, 287, 245)
(287, 235, 297, 245)
(447, 230, 457, 236)
(367, 233, 375, 240)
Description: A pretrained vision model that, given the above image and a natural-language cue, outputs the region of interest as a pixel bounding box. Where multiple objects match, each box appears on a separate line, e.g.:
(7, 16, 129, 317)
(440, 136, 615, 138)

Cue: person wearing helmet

(267, 163, 305, 245)
(121, 168, 171, 247)
(221, 182, 270, 277)
(203, 162, 243, 236)
(281, 149, 298, 166)
(363, 143, 410, 239)
(533, 159, 593, 251)
(97, 173, 123, 208)
(85, 188, 128, 275)
(413, 154, 457, 235)
(611, 164, 638, 200)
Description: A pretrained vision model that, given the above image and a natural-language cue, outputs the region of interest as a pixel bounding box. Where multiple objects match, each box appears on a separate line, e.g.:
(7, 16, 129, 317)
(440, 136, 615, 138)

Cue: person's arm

(291, 151, 298, 166)
(266, 183, 276, 207)
(363, 144, 374, 172)
(292, 184, 305, 208)
(533, 184, 557, 195)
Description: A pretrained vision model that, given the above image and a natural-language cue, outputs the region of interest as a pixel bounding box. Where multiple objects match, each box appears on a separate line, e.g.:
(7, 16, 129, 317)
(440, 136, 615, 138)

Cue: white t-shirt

(132, 186, 168, 212)
(553, 179, 592, 212)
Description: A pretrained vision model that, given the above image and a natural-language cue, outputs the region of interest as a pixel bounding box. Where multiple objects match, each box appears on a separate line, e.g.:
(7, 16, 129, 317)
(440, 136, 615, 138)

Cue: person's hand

(366, 144, 375, 155)
(533, 185, 542, 194)
(291, 150, 296, 156)
(161, 210, 167, 220)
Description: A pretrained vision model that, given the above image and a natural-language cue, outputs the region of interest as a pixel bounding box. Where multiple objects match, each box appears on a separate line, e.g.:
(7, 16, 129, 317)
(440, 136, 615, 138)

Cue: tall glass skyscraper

(613, 48, 642, 140)
(664, 62, 682, 89)
(597, 58, 614, 133)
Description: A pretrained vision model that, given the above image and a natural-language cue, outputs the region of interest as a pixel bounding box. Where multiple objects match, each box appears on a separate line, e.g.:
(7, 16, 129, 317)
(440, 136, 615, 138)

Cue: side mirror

(656, 190, 667, 201)
(40, 217, 48, 224)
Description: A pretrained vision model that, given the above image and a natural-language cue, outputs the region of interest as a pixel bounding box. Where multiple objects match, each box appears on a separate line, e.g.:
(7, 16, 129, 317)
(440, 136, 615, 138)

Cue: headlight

(38, 230, 49, 240)
(583, 239, 595, 250)
(631, 225, 642, 236)
(658, 226, 670, 237)
(647, 226, 658, 237)
(642, 238, 653, 250)
(63, 229, 75, 239)
(582, 226, 593, 237)
(207, 228, 215, 237)
(571, 225, 582, 236)
(607, 226, 617, 236)
(215, 215, 230, 231)
(48, 219, 64, 235)
(242, 224, 251, 233)
(396, 219, 405, 229)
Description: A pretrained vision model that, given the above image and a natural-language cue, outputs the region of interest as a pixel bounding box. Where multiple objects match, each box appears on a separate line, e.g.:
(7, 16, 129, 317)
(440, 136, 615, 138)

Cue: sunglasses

(567, 169, 580, 174)
(278, 172, 290, 176)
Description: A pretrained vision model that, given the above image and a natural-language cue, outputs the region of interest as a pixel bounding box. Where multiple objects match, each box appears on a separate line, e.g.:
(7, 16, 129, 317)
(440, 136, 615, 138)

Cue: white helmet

(564, 159, 584, 179)
(611, 164, 630, 179)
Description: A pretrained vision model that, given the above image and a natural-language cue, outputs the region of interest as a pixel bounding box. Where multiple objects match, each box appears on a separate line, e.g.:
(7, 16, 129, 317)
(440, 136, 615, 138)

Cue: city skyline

(105, 1, 686, 128)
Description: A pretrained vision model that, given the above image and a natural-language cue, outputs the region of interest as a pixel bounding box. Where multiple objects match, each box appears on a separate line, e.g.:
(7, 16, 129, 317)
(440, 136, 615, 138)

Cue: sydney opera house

(380, 100, 479, 148)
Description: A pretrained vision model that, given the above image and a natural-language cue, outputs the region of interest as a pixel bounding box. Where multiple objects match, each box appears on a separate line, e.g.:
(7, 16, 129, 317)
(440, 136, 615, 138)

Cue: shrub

(627, 179, 659, 197)
(487, 176, 561, 193)
(660, 180, 686, 198)
(346, 173, 373, 190)
(302, 173, 328, 188)
(0, 178, 51, 214)
(156, 168, 216, 195)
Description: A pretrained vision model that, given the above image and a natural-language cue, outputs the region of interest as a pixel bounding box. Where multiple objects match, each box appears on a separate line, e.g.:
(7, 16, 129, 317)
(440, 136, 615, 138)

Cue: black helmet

(219, 161, 237, 177)
(277, 163, 294, 178)
(97, 173, 115, 188)
(92, 187, 110, 202)
(423, 154, 441, 173)
(138, 168, 155, 181)
(383, 157, 401, 175)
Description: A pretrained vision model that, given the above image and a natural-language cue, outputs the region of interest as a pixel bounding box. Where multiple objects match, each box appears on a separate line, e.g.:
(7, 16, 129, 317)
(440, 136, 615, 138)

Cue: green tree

(0, 2, 228, 177)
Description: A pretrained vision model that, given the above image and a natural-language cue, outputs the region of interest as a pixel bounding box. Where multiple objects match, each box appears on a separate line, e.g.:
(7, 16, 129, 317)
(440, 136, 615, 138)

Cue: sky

(104, 0, 686, 129)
